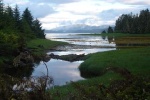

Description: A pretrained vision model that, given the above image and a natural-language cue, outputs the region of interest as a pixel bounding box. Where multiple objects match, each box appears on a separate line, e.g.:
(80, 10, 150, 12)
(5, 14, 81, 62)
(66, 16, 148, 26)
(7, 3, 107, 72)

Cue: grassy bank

(0, 39, 68, 65)
(49, 47, 150, 99)
(79, 47, 150, 78)
(27, 38, 68, 55)
(50, 71, 123, 99)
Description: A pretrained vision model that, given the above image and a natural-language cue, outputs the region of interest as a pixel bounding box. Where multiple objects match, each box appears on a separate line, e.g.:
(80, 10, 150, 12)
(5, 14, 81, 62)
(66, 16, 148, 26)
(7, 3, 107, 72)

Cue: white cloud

(3, 0, 150, 30)
(4, 0, 29, 6)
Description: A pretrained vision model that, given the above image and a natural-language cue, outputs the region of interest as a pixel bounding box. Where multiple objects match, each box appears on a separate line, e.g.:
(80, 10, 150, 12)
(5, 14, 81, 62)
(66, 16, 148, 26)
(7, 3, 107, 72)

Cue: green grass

(50, 71, 123, 99)
(0, 38, 68, 65)
(49, 34, 150, 99)
(79, 47, 150, 77)
(49, 47, 150, 99)
(27, 38, 68, 55)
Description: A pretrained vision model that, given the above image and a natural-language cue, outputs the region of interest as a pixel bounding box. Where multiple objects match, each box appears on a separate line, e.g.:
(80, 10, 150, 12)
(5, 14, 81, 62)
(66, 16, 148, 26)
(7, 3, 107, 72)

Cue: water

(46, 33, 116, 47)
(32, 33, 116, 86)
(32, 59, 84, 86)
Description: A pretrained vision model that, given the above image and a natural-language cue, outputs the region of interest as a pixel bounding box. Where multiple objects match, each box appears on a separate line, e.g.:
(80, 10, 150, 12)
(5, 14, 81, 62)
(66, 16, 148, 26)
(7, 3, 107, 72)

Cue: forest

(103, 9, 150, 34)
(0, 0, 45, 57)
(115, 9, 150, 34)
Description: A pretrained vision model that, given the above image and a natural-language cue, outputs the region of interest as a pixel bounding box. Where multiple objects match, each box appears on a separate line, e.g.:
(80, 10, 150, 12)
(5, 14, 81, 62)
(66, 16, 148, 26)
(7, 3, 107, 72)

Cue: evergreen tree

(115, 9, 150, 34)
(21, 18, 35, 39)
(138, 9, 150, 34)
(101, 30, 106, 33)
(22, 8, 33, 27)
(0, 0, 4, 30)
(32, 19, 45, 38)
(13, 5, 21, 31)
(4, 6, 16, 32)
(107, 26, 114, 33)
(21, 8, 34, 38)
(0, 0, 3, 14)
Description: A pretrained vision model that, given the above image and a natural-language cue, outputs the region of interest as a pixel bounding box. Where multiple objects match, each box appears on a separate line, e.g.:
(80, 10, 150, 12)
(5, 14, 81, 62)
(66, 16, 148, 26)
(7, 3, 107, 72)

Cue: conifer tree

(32, 19, 45, 38)
(0, 0, 4, 30)
(14, 5, 21, 31)
(22, 8, 33, 27)
(107, 26, 114, 33)
(101, 30, 106, 33)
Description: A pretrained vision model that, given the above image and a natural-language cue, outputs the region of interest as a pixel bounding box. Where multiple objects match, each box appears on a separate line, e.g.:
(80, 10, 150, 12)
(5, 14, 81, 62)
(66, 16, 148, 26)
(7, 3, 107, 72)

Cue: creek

(32, 33, 116, 86)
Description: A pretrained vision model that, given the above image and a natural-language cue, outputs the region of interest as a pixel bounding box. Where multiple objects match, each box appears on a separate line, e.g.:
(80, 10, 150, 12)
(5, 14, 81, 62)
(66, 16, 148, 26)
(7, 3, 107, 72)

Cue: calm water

(32, 33, 116, 86)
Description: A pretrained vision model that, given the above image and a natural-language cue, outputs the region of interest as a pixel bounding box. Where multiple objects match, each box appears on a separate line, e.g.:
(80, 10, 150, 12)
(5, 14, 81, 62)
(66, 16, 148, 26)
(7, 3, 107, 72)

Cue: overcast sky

(4, 0, 150, 30)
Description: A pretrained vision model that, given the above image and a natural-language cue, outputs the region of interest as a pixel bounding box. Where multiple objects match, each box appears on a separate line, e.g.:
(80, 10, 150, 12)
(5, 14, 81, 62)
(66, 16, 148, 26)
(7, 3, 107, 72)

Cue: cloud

(98, 8, 134, 21)
(4, 0, 29, 6)
(122, 0, 150, 5)
(29, 0, 81, 4)
(103, 0, 150, 5)
(3, 0, 150, 30)
(28, 3, 56, 18)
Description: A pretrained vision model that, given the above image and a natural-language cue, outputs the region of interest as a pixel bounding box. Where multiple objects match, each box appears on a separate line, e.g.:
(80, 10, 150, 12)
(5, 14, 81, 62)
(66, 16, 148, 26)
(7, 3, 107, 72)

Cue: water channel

(32, 33, 116, 86)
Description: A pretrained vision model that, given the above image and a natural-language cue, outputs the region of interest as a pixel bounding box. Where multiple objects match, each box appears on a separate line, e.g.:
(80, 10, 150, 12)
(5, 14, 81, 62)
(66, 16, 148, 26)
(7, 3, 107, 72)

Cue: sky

(3, 0, 150, 30)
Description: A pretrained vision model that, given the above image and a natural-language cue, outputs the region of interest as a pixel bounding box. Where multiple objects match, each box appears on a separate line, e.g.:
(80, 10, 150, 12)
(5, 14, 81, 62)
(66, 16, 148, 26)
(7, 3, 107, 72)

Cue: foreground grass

(50, 71, 123, 99)
(27, 38, 68, 55)
(79, 47, 150, 77)
(49, 47, 150, 99)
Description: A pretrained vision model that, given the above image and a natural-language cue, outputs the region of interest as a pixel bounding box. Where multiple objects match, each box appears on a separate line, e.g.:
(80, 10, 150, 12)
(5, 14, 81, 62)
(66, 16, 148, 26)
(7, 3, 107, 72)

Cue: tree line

(115, 9, 150, 34)
(0, 0, 45, 39)
(103, 9, 150, 34)
(0, 0, 45, 56)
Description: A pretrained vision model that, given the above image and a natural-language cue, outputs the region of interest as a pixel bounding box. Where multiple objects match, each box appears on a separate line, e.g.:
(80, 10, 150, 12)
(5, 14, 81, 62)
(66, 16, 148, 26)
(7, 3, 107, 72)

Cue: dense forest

(0, 0, 45, 56)
(115, 9, 150, 34)
(104, 9, 150, 34)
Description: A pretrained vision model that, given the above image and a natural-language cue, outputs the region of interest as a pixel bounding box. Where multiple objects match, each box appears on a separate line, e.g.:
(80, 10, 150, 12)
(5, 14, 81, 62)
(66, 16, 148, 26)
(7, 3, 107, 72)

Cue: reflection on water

(32, 59, 84, 86)
(32, 33, 116, 86)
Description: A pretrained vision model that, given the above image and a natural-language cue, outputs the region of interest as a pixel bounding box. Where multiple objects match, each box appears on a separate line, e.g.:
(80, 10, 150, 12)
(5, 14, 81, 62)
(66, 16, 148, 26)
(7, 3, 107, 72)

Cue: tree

(21, 18, 35, 39)
(21, 8, 34, 38)
(13, 5, 21, 31)
(101, 30, 106, 33)
(32, 19, 45, 38)
(0, 0, 3, 13)
(107, 26, 114, 33)
(0, 0, 4, 30)
(138, 9, 150, 34)
(115, 9, 150, 34)
(22, 8, 33, 27)
(4, 5, 16, 32)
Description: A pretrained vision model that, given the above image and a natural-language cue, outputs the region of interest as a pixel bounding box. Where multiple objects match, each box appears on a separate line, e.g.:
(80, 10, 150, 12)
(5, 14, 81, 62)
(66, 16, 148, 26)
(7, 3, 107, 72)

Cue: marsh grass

(115, 37, 150, 47)
(50, 71, 123, 99)
(50, 71, 150, 99)
(79, 47, 150, 78)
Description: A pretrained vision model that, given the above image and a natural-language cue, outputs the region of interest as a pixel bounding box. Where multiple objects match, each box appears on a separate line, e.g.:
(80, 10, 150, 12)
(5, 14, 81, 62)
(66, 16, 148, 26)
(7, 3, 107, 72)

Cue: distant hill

(45, 24, 109, 33)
